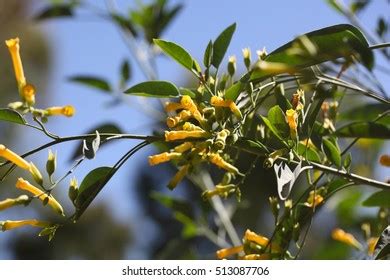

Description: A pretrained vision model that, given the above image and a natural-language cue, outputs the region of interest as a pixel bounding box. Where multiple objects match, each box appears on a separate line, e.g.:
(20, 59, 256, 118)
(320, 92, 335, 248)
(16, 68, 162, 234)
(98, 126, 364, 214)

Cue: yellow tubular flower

(1, 219, 50, 232)
(367, 237, 379, 256)
(304, 191, 324, 208)
(168, 164, 190, 190)
(173, 142, 193, 153)
(182, 122, 203, 131)
(16, 178, 64, 216)
(0, 195, 29, 211)
(216, 245, 243, 259)
(331, 228, 363, 250)
(244, 229, 281, 253)
(22, 84, 36, 105)
(148, 152, 182, 166)
(379, 155, 390, 167)
(286, 109, 298, 138)
(46, 105, 75, 117)
(180, 96, 205, 124)
(214, 129, 230, 150)
(210, 96, 242, 119)
(242, 254, 271, 260)
(164, 102, 183, 112)
(165, 130, 210, 141)
(5, 38, 26, 90)
(208, 153, 239, 174)
(166, 110, 192, 128)
(0, 144, 31, 170)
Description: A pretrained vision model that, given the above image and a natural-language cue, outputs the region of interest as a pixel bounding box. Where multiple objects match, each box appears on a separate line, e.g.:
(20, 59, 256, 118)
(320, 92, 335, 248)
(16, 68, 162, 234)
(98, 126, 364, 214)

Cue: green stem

(369, 43, 390, 50)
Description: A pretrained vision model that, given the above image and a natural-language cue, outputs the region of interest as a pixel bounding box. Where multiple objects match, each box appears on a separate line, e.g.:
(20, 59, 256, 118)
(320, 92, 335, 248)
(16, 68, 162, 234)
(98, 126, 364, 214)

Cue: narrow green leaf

(225, 81, 243, 101)
(297, 143, 321, 163)
(203, 40, 213, 68)
(250, 24, 373, 81)
(260, 115, 284, 142)
(74, 167, 114, 220)
(124, 80, 180, 98)
(34, 5, 73, 21)
(323, 138, 341, 167)
(234, 138, 269, 155)
(153, 39, 194, 71)
(335, 122, 390, 139)
(268, 105, 289, 138)
(179, 88, 196, 98)
(211, 23, 236, 68)
(362, 191, 390, 207)
(0, 108, 27, 125)
(174, 212, 197, 239)
(120, 60, 131, 85)
(69, 76, 111, 92)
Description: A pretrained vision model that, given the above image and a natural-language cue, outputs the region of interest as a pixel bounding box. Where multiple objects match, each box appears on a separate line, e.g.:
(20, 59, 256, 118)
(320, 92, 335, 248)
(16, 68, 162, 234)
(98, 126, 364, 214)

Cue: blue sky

(1, 0, 389, 258)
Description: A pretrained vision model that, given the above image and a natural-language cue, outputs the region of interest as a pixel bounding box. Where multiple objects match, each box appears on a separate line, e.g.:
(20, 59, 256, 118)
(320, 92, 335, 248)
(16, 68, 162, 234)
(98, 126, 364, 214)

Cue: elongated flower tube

(216, 245, 243, 259)
(166, 110, 192, 128)
(180, 96, 205, 124)
(148, 152, 182, 166)
(244, 229, 281, 253)
(164, 101, 183, 112)
(165, 130, 210, 141)
(16, 178, 64, 216)
(0, 195, 29, 211)
(46, 105, 75, 117)
(168, 164, 190, 190)
(5, 38, 26, 90)
(0, 144, 31, 170)
(285, 109, 298, 138)
(182, 122, 203, 131)
(210, 96, 242, 119)
(331, 228, 363, 250)
(367, 237, 379, 256)
(173, 142, 193, 153)
(1, 219, 50, 232)
(208, 153, 240, 174)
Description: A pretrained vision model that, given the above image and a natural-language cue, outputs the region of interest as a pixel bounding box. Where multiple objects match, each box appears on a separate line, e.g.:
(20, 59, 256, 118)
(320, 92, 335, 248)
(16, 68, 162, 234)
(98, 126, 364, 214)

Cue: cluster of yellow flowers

(5, 38, 75, 119)
(148, 95, 243, 191)
(0, 37, 76, 233)
(216, 229, 281, 260)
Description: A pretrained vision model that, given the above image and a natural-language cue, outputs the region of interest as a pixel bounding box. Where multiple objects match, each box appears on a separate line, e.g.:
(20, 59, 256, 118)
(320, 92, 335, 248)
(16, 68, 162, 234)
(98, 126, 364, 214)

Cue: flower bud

(7, 101, 24, 110)
(227, 55, 236, 76)
(68, 177, 79, 203)
(242, 48, 251, 69)
(46, 149, 56, 177)
(5, 38, 26, 90)
(46, 105, 75, 117)
(214, 129, 230, 150)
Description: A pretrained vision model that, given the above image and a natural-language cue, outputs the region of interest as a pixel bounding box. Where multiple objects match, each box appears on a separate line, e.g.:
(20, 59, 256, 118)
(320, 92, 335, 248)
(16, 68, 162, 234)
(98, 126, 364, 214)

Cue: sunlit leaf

(154, 39, 194, 71)
(124, 80, 180, 98)
(69, 76, 111, 92)
(211, 23, 236, 68)
(0, 108, 27, 125)
(322, 138, 341, 167)
(268, 105, 289, 138)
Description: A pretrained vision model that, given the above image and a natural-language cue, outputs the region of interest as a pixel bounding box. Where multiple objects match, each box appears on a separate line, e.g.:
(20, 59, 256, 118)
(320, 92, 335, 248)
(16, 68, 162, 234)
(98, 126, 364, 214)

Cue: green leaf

(335, 122, 390, 139)
(275, 84, 292, 111)
(211, 23, 236, 68)
(110, 13, 138, 37)
(260, 115, 284, 142)
(34, 4, 73, 21)
(339, 103, 390, 124)
(0, 109, 27, 125)
(179, 88, 196, 98)
(362, 191, 390, 207)
(153, 39, 194, 71)
(151, 191, 193, 218)
(69, 76, 111, 92)
(120, 59, 131, 86)
(74, 167, 114, 220)
(124, 80, 180, 98)
(297, 143, 321, 163)
(234, 138, 269, 156)
(250, 24, 373, 81)
(327, 178, 350, 194)
(225, 81, 243, 101)
(70, 124, 123, 161)
(323, 138, 341, 167)
(343, 153, 352, 171)
(268, 105, 289, 138)
(203, 40, 213, 68)
(174, 212, 197, 239)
